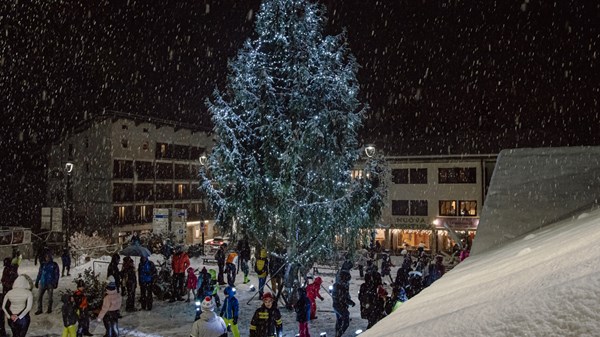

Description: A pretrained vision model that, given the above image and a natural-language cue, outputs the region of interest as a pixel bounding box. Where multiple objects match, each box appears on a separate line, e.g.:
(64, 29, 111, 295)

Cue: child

(61, 293, 78, 337)
(73, 279, 93, 336)
(225, 251, 238, 287)
(208, 269, 221, 307)
(186, 267, 198, 302)
(305, 276, 323, 320)
(220, 286, 240, 337)
(97, 276, 122, 337)
(295, 288, 311, 337)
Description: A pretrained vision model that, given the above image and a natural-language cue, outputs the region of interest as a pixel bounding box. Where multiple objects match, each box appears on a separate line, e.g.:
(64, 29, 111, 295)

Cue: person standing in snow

(96, 276, 122, 337)
(73, 279, 93, 337)
(254, 248, 269, 300)
(171, 245, 190, 302)
(236, 237, 251, 284)
(225, 250, 238, 287)
(61, 248, 72, 277)
(34, 252, 60, 314)
(120, 256, 137, 311)
(249, 292, 282, 337)
(305, 276, 324, 320)
(332, 270, 355, 337)
(186, 267, 198, 302)
(106, 254, 121, 294)
(2, 275, 33, 337)
(1, 257, 18, 337)
(295, 287, 311, 337)
(219, 286, 240, 337)
(61, 293, 78, 337)
(190, 296, 227, 337)
(138, 255, 156, 311)
(269, 249, 285, 297)
(215, 243, 228, 286)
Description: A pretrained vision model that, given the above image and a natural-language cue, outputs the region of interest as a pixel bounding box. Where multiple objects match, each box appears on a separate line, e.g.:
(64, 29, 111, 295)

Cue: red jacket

(306, 277, 324, 301)
(172, 252, 190, 274)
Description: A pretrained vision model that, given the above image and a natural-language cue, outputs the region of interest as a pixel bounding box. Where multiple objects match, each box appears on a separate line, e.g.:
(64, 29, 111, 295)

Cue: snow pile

(361, 206, 600, 337)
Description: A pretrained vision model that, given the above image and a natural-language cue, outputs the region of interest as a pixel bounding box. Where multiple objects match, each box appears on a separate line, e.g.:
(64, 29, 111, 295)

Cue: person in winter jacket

(236, 237, 251, 284)
(207, 269, 221, 308)
(61, 248, 72, 277)
(171, 246, 191, 302)
(61, 293, 78, 337)
(196, 267, 211, 299)
(2, 275, 33, 337)
(427, 255, 446, 286)
(190, 296, 227, 337)
(355, 246, 369, 278)
(107, 254, 121, 294)
(34, 252, 60, 314)
(385, 286, 408, 315)
(219, 286, 240, 337)
(395, 249, 412, 289)
(380, 251, 394, 283)
(186, 267, 198, 302)
(295, 288, 311, 337)
(254, 248, 269, 300)
(0, 257, 17, 337)
(215, 244, 227, 285)
(96, 276, 122, 337)
(225, 251, 238, 287)
(332, 270, 355, 337)
(120, 256, 137, 311)
(73, 279, 93, 337)
(138, 256, 156, 311)
(305, 276, 324, 320)
(249, 292, 282, 337)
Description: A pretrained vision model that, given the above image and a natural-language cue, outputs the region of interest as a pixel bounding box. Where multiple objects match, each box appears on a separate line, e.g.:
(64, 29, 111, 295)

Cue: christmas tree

(201, 0, 385, 289)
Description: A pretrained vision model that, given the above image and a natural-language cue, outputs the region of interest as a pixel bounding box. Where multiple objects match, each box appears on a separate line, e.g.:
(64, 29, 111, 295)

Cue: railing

(71, 244, 121, 267)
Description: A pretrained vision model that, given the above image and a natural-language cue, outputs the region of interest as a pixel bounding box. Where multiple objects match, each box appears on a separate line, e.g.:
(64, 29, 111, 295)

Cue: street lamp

(64, 162, 74, 245)
(364, 144, 376, 158)
(198, 155, 207, 255)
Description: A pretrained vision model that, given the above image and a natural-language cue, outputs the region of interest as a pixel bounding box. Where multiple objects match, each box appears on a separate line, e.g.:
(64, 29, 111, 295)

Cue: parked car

(204, 236, 230, 253)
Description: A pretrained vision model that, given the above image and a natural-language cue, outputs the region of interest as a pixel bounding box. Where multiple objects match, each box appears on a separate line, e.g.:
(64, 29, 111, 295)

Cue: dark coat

(1, 258, 18, 292)
(61, 294, 78, 327)
(249, 304, 283, 337)
(107, 254, 121, 289)
(294, 289, 311, 323)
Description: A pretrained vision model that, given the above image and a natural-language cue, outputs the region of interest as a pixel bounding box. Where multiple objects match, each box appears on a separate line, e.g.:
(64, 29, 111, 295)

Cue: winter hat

(400, 249, 408, 256)
(262, 292, 274, 302)
(201, 296, 216, 311)
(106, 275, 116, 290)
(187, 267, 195, 273)
(314, 277, 322, 286)
(224, 286, 236, 296)
(260, 248, 267, 258)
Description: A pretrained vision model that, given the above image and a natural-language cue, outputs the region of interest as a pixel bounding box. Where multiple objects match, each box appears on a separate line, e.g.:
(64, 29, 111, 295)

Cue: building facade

(369, 154, 497, 255)
(46, 112, 216, 243)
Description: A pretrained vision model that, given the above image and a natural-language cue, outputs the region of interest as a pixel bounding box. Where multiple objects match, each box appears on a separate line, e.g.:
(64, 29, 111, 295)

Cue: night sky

(2, 0, 599, 224)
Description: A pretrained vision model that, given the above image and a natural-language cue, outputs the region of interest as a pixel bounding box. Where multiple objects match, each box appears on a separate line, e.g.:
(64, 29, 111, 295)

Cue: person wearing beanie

(253, 248, 269, 300)
(305, 277, 324, 320)
(220, 286, 240, 337)
(61, 293, 78, 337)
(189, 296, 227, 337)
(138, 256, 157, 311)
(249, 292, 282, 337)
(294, 288, 311, 337)
(97, 277, 122, 337)
(186, 267, 198, 303)
(2, 275, 33, 337)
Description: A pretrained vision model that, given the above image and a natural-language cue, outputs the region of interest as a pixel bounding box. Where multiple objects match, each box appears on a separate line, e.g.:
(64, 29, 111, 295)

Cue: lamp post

(199, 154, 208, 255)
(64, 162, 74, 245)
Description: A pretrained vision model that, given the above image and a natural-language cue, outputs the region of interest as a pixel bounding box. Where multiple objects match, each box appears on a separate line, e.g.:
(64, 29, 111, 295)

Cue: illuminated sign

(393, 217, 431, 229)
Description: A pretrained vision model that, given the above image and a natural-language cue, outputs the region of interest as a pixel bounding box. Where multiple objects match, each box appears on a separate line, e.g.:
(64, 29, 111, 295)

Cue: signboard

(153, 208, 170, 234)
(41, 208, 52, 230)
(434, 217, 479, 230)
(393, 216, 431, 229)
(171, 208, 187, 243)
(51, 208, 63, 232)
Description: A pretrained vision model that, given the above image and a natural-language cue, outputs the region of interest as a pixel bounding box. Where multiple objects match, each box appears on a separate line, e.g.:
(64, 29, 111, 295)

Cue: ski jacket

(138, 259, 157, 284)
(36, 257, 60, 288)
(1, 258, 18, 292)
(187, 268, 198, 290)
(219, 292, 239, 321)
(215, 247, 226, 264)
(332, 279, 355, 311)
(249, 304, 283, 337)
(172, 252, 190, 274)
(73, 289, 88, 311)
(294, 289, 311, 323)
(190, 310, 227, 337)
(61, 294, 78, 327)
(236, 239, 251, 261)
(306, 277, 323, 301)
(254, 258, 269, 278)
(121, 264, 137, 289)
(226, 252, 238, 265)
(61, 251, 72, 267)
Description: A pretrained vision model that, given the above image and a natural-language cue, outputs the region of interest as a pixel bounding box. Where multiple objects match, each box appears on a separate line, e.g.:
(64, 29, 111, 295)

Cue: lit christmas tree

(200, 0, 385, 290)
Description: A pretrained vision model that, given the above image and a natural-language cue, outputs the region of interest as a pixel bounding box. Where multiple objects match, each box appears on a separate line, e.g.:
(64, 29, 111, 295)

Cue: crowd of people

(0, 234, 469, 337)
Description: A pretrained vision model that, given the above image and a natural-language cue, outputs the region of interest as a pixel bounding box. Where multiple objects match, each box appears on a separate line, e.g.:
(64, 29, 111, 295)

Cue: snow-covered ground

(361, 206, 600, 337)
(22, 251, 368, 337)
(20, 205, 600, 336)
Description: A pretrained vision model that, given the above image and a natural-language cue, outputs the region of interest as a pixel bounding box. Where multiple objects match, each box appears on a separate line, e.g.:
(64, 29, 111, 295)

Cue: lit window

(439, 200, 457, 216)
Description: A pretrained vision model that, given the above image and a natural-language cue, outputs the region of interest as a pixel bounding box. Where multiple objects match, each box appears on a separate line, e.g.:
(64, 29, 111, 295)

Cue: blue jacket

(138, 259, 156, 284)
(220, 287, 239, 320)
(36, 256, 60, 288)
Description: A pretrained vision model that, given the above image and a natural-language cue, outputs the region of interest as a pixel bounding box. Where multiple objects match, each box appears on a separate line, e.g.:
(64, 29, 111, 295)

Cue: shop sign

(435, 217, 479, 229)
(393, 217, 431, 229)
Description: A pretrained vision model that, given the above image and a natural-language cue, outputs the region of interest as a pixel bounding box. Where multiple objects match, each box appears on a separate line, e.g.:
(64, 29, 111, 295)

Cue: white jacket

(190, 310, 227, 337)
(2, 275, 33, 320)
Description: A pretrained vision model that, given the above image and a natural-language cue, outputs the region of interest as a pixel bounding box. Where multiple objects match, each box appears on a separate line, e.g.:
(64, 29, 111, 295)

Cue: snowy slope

(361, 207, 600, 337)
